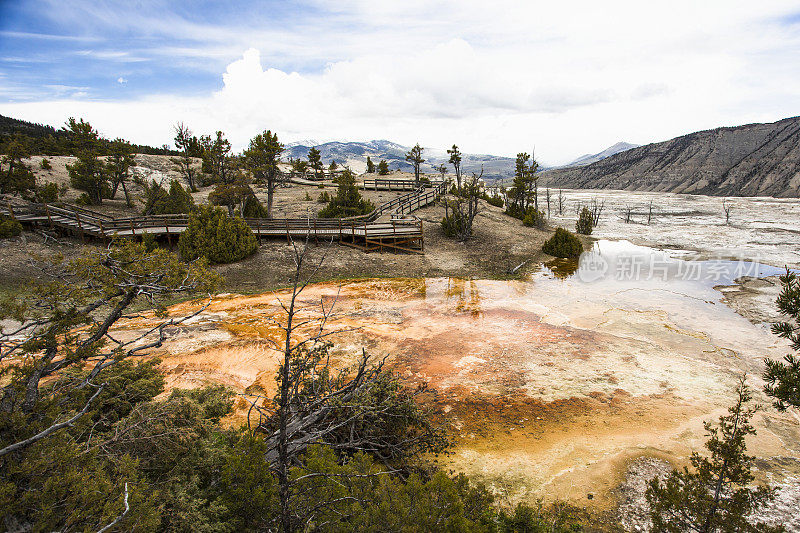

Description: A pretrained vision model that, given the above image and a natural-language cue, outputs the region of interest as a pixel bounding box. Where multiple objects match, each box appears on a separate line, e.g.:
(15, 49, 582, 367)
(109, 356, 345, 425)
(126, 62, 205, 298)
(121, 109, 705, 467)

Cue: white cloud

(117, 77, 127, 84)
(4, 0, 800, 163)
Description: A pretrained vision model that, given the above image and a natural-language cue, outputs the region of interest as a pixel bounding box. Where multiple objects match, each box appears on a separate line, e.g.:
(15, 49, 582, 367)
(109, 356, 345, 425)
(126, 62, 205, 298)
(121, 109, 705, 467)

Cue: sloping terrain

(542, 117, 800, 197)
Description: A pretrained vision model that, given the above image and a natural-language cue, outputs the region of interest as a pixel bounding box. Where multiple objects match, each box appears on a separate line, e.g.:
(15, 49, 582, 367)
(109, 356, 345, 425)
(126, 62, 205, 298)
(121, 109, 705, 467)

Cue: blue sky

(1, 1, 800, 163)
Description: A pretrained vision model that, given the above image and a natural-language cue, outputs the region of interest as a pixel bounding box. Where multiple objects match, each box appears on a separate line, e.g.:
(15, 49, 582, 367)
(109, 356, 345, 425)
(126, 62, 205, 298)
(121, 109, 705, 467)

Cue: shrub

(576, 206, 593, 235)
(140, 231, 158, 252)
(178, 205, 258, 264)
(143, 180, 195, 215)
(522, 207, 546, 228)
(304, 192, 312, 201)
(542, 227, 583, 258)
(317, 191, 330, 203)
(36, 182, 60, 203)
(0, 214, 22, 238)
(484, 194, 504, 208)
(318, 169, 375, 218)
(242, 194, 269, 218)
(39, 158, 52, 170)
(441, 210, 466, 238)
(75, 193, 92, 206)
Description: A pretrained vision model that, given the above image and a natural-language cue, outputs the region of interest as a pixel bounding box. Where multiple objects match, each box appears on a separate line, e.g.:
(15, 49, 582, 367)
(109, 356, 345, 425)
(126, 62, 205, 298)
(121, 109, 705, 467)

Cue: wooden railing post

(75, 211, 85, 243)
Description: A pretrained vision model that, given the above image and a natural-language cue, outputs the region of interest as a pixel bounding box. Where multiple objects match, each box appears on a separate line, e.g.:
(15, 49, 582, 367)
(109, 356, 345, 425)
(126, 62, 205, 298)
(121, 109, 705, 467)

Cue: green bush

(0, 215, 22, 238)
(522, 207, 546, 228)
(141, 231, 158, 252)
(75, 193, 92, 206)
(576, 206, 593, 235)
(178, 205, 258, 264)
(142, 179, 195, 215)
(35, 182, 59, 203)
(317, 191, 330, 203)
(484, 194, 504, 208)
(39, 158, 52, 170)
(441, 211, 466, 238)
(542, 227, 583, 258)
(318, 169, 375, 218)
(242, 194, 269, 218)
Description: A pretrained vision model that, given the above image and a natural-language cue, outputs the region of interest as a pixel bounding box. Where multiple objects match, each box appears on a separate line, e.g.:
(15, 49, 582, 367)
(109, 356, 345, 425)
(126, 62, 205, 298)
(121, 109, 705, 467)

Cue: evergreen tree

(405, 143, 425, 187)
(290, 158, 308, 177)
(0, 134, 36, 197)
(307, 147, 324, 179)
(377, 159, 390, 175)
(646, 377, 779, 533)
(505, 152, 538, 219)
(447, 144, 462, 189)
(243, 130, 284, 217)
(178, 205, 257, 264)
(142, 179, 195, 215)
(366, 155, 375, 173)
(576, 206, 593, 235)
(65, 118, 108, 205)
(199, 131, 232, 184)
(172, 122, 199, 191)
(318, 169, 375, 218)
(763, 269, 800, 411)
(106, 138, 136, 206)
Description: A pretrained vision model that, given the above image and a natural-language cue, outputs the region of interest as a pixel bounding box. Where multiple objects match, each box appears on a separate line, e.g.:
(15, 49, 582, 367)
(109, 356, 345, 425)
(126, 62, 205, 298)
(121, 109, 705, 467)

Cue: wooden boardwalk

(1, 182, 445, 254)
(361, 178, 445, 191)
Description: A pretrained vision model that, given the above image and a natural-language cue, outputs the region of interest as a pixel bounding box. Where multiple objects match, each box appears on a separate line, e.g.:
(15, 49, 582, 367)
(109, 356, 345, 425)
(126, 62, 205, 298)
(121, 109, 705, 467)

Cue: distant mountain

(541, 117, 800, 197)
(285, 140, 517, 182)
(561, 141, 639, 168)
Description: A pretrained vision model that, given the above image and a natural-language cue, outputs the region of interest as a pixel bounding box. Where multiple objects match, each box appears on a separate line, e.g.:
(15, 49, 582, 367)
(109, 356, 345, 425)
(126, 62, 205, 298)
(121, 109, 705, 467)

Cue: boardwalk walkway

(1, 182, 446, 254)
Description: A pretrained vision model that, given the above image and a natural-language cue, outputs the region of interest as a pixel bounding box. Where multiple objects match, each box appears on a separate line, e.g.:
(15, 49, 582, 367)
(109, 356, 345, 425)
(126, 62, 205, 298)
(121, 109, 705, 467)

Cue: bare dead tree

(590, 197, 605, 227)
(557, 189, 565, 215)
(722, 198, 733, 225)
(621, 205, 633, 223)
(648, 200, 654, 224)
(248, 233, 444, 531)
(545, 187, 552, 218)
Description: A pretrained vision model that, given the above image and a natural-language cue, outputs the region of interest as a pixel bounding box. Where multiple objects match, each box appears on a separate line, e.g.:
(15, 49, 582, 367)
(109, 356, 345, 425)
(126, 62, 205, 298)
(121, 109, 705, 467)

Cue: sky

(1, 1, 799, 165)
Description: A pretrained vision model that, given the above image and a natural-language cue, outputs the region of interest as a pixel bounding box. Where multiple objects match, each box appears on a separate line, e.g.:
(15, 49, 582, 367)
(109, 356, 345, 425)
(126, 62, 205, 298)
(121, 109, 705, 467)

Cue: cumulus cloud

(3, 0, 800, 163)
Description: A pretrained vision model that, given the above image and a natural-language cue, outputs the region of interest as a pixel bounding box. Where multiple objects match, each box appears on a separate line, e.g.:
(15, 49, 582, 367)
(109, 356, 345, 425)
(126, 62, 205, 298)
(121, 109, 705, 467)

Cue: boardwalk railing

(361, 178, 444, 191)
(1, 181, 446, 254)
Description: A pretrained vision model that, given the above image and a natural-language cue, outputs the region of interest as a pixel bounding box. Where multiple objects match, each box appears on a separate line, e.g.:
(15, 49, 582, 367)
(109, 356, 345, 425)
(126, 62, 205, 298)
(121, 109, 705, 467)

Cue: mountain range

(285, 140, 520, 182)
(542, 116, 800, 197)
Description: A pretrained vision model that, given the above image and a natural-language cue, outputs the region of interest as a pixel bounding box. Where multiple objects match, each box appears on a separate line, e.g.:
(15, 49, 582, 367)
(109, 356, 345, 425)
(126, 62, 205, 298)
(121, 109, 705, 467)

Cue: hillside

(286, 140, 517, 182)
(561, 141, 639, 168)
(0, 113, 177, 156)
(542, 117, 800, 197)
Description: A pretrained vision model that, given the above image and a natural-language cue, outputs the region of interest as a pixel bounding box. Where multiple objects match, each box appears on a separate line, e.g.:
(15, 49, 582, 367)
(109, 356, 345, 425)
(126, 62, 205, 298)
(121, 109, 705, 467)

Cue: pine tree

(0, 134, 36, 197)
(646, 377, 779, 533)
(447, 144, 462, 189)
(243, 130, 284, 218)
(172, 122, 199, 191)
(505, 152, 538, 219)
(763, 269, 800, 411)
(107, 138, 135, 206)
(366, 156, 375, 173)
(318, 169, 375, 218)
(405, 143, 425, 187)
(200, 131, 232, 184)
(307, 147, 324, 179)
(65, 118, 108, 205)
(377, 159, 389, 175)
